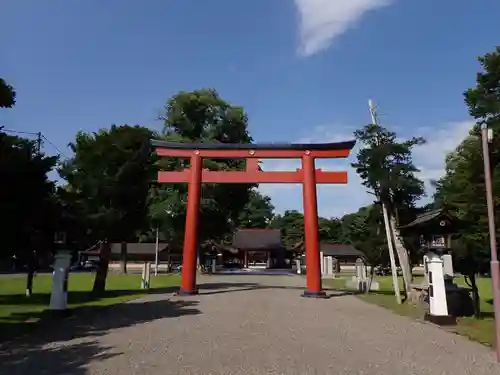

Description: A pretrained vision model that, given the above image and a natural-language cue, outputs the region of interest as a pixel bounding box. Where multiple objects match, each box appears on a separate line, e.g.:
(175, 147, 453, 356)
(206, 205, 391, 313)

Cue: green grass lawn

(0, 272, 180, 341)
(326, 275, 495, 346)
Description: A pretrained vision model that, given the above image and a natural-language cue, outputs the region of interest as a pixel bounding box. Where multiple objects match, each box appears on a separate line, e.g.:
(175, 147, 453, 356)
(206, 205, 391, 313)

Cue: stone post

(424, 252, 455, 325)
(49, 250, 72, 313)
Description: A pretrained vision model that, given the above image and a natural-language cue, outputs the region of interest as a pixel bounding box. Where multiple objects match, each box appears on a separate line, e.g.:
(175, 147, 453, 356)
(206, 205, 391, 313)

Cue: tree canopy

(0, 78, 16, 108)
(59, 125, 155, 243)
(149, 89, 255, 245)
(433, 47, 500, 274)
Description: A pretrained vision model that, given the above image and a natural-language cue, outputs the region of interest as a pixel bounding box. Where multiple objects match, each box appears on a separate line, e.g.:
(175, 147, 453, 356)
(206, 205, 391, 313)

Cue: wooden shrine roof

(293, 241, 364, 258)
(232, 228, 283, 250)
(81, 242, 169, 256)
(398, 209, 454, 230)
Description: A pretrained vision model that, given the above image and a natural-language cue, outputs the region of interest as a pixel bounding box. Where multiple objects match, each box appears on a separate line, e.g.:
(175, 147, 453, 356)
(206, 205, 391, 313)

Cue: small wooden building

(398, 209, 455, 252)
(293, 241, 364, 266)
(225, 228, 286, 269)
(319, 243, 365, 266)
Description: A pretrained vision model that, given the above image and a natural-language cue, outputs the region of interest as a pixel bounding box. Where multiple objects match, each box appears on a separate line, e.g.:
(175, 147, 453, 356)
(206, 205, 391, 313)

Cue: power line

(2, 128, 69, 158)
(2, 128, 39, 137)
(41, 134, 68, 158)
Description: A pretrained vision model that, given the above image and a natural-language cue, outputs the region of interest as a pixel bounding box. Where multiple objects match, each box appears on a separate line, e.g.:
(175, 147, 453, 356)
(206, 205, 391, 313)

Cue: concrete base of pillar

(302, 290, 328, 299)
(175, 288, 199, 296)
(424, 312, 456, 326)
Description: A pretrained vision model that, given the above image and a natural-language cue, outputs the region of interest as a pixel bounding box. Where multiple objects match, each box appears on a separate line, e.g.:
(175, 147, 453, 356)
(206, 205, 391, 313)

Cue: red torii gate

(152, 140, 356, 298)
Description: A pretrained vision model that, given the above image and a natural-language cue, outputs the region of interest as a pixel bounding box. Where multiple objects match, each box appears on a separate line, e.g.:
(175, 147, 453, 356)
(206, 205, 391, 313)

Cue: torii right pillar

(302, 152, 326, 298)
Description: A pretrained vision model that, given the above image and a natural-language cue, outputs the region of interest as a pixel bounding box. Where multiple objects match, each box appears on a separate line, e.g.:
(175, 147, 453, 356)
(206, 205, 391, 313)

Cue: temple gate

(152, 140, 355, 298)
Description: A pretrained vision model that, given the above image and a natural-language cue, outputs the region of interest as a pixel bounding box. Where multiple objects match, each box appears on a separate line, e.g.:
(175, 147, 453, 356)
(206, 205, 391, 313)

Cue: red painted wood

(302, 154, 323, 294)
(180, 154, 202, 294)
(245, 158, 259, 172)
(155, 147, 350, 159)
(157, 170, 348, 184)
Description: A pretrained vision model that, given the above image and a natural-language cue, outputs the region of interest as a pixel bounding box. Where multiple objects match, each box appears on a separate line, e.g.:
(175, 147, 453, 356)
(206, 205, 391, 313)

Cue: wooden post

(302, 153, 326, 298)
(178, 153, 202, 295)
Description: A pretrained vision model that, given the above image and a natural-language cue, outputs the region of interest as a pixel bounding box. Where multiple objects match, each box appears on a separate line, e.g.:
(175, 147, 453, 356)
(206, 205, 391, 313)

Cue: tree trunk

(389, 215, 412, 296)
(92, 241, 111, 295)
(119, 242, 127, 274)
(26, 269, 35, 297)
(465, 274, 481, 319)
(25, 250, 37, 297)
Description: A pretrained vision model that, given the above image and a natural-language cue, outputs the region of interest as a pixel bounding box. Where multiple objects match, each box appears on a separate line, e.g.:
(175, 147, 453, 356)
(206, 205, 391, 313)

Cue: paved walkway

(1, 274, 499, 375)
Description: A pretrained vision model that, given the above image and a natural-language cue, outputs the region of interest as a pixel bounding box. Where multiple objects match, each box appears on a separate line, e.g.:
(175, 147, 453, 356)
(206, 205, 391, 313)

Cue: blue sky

(1, 0, 499, 218)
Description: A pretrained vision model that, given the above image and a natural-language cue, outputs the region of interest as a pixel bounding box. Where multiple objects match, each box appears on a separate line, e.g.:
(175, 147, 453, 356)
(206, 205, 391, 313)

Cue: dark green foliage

(238, 190, 275, 229)
(352, 124, 425, 215)
(269, 210, 305, 249)
(434, 46, 500, 278)
(0, 132, 58, 265)
(59, 125, 155, 242)
(0, 78, 16, 108)
(149, 89, 255, 244)
(346, 205, 389, 269)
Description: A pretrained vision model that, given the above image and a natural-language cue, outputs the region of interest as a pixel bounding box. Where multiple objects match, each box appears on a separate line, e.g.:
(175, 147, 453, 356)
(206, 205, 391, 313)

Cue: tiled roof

(399, 209, 452, 229)
(81, 242, 169, 255)
(319, 243, 365, 257)
(232, 229, 283, 250)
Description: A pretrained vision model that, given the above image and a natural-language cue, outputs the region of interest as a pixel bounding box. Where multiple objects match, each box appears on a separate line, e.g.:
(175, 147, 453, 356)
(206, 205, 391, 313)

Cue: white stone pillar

(425, 252, 455, 325)
(211, 258, 217, 273)
(320, 251, 324, 276)
(49, 251, 72, 312)
(442, 254, 454, 279)
(423, 254, 430, 285)
(141, 262, 151, 289)
(295, 259, 301, 274)
(326, 256, 333, 277)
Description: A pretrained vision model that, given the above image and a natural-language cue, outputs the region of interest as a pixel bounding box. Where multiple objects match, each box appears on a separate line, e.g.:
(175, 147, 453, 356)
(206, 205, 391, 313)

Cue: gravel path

(1, 274, 499, 375)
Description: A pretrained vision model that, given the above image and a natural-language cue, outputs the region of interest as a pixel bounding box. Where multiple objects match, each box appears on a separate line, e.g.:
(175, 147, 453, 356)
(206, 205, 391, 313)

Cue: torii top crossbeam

(152, 140, 356, 184)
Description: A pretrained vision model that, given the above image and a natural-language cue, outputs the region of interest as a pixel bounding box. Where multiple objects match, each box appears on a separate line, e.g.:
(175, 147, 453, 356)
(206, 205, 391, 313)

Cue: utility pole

(368, 99, 401, 304)
(36, 132, 42, 155)
(481, 123, 500, 361)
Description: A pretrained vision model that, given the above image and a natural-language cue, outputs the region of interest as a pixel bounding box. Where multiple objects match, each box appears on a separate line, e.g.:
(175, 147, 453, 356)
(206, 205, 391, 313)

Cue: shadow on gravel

(0, 298, 200, 375)
(198, 282, 354, 299)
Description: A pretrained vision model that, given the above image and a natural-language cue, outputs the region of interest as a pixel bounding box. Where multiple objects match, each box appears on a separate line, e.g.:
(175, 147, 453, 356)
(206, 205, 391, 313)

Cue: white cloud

(258, 121, 473, 218)
(412, 120, 474, 190)
(295, 0, 392, 57)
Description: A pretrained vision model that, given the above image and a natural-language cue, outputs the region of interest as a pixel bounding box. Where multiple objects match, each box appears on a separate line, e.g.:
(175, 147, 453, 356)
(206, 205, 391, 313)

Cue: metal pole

(154, 224, 159, 276)
(369, 99, 401, 304)
(481, 124, 500, 361)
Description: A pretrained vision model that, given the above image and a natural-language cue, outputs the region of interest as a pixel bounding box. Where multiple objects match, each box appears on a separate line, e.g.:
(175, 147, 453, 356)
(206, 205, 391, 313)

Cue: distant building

(214, 229, 286, 269)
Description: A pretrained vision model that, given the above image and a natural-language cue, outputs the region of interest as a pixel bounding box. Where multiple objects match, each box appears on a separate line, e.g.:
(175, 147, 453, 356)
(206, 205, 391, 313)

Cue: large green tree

(0, 132, 58, 295)
(149, 89, 255, 247)
(352, 124, 426, 294)
(269, 210, 305, 249)
(60, 124, 155, 292)
(433, 47, 500, 315)
(237, 189, 275, 229)
(345, 205, 389, 285)
(269, 210, 343, 249)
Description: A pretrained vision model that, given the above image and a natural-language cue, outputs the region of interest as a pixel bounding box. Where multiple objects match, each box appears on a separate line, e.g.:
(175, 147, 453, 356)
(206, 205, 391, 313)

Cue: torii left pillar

(178, 152, 202, 295)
